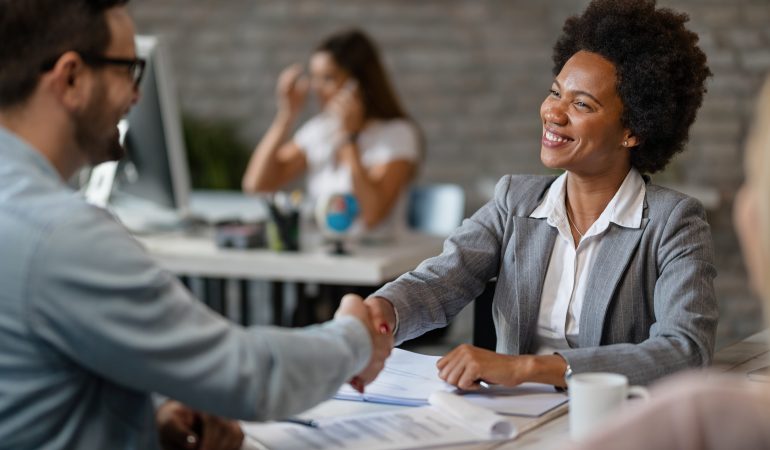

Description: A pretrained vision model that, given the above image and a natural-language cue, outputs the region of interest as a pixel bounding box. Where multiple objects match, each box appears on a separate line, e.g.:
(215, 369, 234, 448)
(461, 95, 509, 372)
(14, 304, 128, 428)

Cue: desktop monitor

(109, 35, 191, 221)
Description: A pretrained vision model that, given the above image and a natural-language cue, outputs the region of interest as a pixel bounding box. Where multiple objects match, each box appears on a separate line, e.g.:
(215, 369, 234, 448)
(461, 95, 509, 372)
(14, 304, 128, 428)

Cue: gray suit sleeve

(558, 197, 718, 385)
(376, 176, 512, 344)
(25, 215, 371, 421)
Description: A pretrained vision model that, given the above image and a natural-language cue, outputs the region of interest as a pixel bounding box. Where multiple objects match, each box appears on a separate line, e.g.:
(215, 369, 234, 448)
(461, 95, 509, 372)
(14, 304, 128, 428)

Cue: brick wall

(129, 0, 770, 348)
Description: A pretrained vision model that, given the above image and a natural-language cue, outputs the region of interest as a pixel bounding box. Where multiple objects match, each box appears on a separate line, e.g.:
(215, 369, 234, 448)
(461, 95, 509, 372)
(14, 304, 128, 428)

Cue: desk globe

(315, 193, 359, 254)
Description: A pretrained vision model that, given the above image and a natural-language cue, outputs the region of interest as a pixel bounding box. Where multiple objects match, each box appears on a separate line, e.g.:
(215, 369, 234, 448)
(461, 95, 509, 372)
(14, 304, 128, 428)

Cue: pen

(279, 417, 319, 428)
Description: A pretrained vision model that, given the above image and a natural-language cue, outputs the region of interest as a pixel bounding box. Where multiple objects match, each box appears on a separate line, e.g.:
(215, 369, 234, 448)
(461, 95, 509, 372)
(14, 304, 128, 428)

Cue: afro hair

(552, 0, 712, 174)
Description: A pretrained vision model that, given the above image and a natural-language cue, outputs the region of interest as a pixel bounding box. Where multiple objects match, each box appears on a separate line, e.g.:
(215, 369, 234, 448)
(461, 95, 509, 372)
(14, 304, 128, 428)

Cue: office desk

(132, 190, 444, 284)
(136, 228, 444, 325)
(712, 329, 770, 374)
(136, 230, 443, 285)
(243, 330, 770, 450)
(125, 191, 444, 324)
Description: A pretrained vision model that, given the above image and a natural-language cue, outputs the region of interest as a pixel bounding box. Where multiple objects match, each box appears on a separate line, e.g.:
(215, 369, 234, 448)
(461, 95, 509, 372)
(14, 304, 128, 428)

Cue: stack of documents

(335, 348, 567, 416)
(242, 349, 569, 450)
(242, 391, 516, 450)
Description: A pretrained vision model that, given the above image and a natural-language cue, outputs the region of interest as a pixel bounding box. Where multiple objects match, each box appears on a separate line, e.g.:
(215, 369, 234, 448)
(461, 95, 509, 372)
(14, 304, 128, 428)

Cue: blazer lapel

(510, 217, 557, 354)
(578, 217, 649, 347)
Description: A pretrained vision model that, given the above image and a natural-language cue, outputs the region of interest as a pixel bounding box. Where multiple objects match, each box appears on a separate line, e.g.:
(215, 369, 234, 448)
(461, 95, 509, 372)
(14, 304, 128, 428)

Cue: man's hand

(335, 294, 393, 392)
(156, 400, 243, 450)
(196, 412, 244, 450)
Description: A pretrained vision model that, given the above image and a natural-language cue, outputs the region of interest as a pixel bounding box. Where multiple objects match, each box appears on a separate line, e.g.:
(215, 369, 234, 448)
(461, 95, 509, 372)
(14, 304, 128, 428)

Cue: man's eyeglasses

(80, 54, 146, 87)
(40, 53, 147, 88)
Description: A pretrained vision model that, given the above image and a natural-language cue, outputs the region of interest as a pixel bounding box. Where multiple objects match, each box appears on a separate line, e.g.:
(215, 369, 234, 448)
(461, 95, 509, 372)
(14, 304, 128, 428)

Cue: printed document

(242, 391, 514, 450)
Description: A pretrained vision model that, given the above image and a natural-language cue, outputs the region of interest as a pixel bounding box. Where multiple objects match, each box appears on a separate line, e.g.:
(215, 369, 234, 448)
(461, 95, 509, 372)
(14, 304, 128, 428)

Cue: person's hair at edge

(316, 28, 425, 164)
(745, 78, 770, 310)
(0, 0, 130, 109)
(552, 0, 712, 175)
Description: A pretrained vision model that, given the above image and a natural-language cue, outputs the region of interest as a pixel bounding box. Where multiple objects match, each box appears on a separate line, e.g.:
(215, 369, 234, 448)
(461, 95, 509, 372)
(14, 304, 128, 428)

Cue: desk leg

(239, 279, 250, 326)
(292, 283, 314, 326)
(271, 281, 284, 326)
(205, 278, 226, 316)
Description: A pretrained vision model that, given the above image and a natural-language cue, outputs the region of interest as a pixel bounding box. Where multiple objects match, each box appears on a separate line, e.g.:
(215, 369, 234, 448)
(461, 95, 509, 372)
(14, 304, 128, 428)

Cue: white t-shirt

(294, 113, 420, 239)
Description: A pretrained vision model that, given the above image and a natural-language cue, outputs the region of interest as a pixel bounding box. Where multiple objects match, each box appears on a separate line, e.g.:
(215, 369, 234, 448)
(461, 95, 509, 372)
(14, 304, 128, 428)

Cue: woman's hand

(335, 294, 394, 392)
(328, 81, 365, 136)
(437, 346, 569, 390)
(437, 344, 537, 390)
(275, 63, 308, 119)
(363, 296, 397, 336)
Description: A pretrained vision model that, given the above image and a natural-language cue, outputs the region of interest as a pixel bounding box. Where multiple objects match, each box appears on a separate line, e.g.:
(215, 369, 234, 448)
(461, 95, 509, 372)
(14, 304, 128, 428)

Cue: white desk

(136, 227, 443, 325)
(246, 331, 770, 450)
(137, 230, 444, 285)
(133, 190, 445, 285)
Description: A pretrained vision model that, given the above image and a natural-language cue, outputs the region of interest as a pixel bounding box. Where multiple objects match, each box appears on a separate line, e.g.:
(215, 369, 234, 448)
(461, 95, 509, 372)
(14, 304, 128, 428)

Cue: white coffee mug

(568, 372, 649, 441)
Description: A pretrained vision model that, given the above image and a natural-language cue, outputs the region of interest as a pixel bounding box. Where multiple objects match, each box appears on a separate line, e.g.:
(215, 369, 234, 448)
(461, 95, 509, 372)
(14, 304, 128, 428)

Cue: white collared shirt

(529, 168, 646, 354)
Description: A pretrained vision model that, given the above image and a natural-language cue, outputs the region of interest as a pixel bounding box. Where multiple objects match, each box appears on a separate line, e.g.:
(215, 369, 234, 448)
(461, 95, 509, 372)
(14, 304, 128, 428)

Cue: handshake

(334, 294, 398, 392)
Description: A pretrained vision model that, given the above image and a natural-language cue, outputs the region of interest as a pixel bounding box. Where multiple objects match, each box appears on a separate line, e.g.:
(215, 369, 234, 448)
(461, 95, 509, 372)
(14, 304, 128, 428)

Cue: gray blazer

(376, 175, 718, 385)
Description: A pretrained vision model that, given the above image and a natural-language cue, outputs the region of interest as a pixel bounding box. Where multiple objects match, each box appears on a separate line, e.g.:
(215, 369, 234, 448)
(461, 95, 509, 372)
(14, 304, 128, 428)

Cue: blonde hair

(745, 78, 770, 322)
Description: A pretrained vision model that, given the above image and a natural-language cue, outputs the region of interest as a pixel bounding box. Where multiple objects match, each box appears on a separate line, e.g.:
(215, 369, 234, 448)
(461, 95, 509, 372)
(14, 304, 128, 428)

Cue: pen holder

(267, 210, 300, 252)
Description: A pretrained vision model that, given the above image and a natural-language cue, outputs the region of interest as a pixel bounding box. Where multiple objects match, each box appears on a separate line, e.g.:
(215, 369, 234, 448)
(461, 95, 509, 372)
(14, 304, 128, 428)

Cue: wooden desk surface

(712, 329, 770, 375)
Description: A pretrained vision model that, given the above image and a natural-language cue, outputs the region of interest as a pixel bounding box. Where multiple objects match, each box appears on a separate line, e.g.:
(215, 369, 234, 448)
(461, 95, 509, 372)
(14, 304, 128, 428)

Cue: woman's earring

(623, 140, 628, 147)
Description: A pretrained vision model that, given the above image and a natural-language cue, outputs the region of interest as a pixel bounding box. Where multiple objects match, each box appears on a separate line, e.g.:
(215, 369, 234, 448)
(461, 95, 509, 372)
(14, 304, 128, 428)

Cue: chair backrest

(473, 280, 497, 351)
(407, 183, 465, 236)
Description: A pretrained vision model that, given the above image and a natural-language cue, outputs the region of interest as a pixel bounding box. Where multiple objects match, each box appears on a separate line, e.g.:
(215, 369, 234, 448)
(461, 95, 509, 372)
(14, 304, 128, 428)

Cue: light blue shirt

(0, 127, 371, 450)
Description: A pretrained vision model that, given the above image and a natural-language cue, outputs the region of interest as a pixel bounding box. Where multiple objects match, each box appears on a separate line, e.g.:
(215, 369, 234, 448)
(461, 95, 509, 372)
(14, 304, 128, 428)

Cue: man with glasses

(42, 52, 147, 86)
(0, 1, 392, 449)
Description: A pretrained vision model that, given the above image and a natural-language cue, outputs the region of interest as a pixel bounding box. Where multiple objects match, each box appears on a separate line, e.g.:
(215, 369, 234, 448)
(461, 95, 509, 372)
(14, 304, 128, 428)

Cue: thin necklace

(565, 207, 585, 239)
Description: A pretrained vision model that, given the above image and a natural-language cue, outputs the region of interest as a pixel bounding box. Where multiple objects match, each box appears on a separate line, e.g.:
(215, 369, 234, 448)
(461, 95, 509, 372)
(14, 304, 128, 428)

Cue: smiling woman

(362, 0, 717, 391)
(540, 51, 633, 182)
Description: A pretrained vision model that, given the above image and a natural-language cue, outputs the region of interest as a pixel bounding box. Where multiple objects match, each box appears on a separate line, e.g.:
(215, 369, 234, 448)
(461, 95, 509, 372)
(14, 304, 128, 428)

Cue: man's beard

(74, 84, 126, 166)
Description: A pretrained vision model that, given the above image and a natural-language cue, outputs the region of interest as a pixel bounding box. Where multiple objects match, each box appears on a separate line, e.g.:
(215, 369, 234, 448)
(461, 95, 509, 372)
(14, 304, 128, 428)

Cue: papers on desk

(334, 348, 567, 417)
(242, 391, 515, 450)
(462, 383, 568, 417)
(241, 349, 568, 450)
(334, 348, 455, 406)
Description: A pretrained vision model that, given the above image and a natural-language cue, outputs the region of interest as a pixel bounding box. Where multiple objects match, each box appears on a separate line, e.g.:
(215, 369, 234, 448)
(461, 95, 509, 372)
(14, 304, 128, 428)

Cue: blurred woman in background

(242, 29, 421, 240)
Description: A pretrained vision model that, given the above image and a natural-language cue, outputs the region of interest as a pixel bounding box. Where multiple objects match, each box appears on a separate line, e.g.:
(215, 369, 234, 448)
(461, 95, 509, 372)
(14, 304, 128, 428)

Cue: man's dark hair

(0, 0, 129, 108)
(552, 0, 712, 174)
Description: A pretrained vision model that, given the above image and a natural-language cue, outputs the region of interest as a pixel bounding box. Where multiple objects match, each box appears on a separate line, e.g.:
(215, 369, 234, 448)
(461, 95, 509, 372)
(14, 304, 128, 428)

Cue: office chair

(407, 183, 465, 236)
(473, 280, 498, 351)
(405, 185, 499, 351)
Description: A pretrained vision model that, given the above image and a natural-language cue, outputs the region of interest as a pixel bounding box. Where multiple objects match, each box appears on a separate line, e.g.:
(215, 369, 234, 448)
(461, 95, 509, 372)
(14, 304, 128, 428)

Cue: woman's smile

(542, 128, 574, 148)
